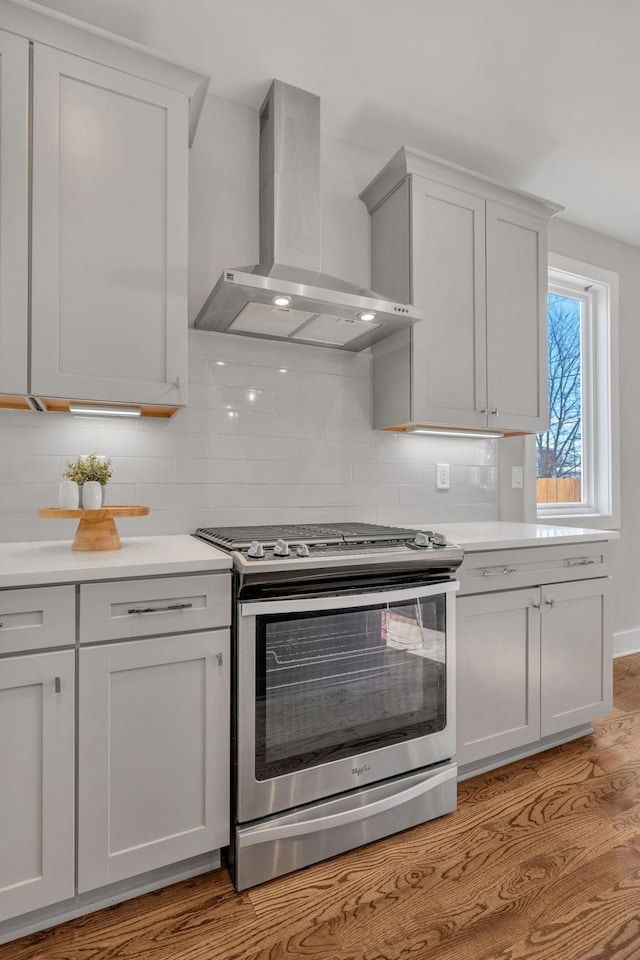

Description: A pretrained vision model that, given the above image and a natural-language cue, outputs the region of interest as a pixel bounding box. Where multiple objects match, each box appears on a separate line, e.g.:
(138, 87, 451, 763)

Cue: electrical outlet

(512, 466, 524, 489)
(436, 463, 450, 490)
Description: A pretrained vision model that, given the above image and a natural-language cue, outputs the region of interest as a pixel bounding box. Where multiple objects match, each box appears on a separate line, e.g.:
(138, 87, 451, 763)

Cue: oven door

(236, 580, 458, 823)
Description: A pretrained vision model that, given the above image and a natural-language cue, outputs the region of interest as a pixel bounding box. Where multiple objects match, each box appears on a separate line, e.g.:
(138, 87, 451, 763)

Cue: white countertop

(0, 524, 620, 588)
(406, 521, 619, 551)
(0, 535, 231, 588)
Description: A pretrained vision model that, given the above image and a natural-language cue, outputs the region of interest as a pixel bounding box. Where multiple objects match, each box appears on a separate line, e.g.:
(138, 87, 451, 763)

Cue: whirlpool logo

(351, 764, 371, 777)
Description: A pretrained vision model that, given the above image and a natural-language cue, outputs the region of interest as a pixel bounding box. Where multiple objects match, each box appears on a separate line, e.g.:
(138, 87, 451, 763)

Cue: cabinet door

(0, 30, 28, 397)
(485, 201, 548, 432)
(457, 588, 541, 765)
(31, 45, 188, 407)
(78, 631, 229, 893)
(0, 651, 74, 922)
(540, 578, 612, 737)
(411, 178, 488, 428)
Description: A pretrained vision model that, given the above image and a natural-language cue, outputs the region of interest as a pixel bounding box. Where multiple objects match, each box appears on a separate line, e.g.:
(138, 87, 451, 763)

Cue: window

(536, 254, 618, 524)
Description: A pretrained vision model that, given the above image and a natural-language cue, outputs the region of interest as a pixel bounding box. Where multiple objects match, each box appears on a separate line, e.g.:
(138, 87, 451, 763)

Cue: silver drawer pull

(55, 676, 61, 693)
(567, 558, 596, 567)
(545, 597, 554, 608)
(483, 567, 517, 577)
(127, 602, 194, 615)
(0, 621, 3, 628)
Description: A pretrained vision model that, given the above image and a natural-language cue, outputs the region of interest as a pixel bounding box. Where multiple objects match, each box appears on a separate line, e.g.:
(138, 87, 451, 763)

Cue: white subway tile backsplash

(239, 484, 326, 508)
(0, 455, 60, 484)
(234, 412, 326, 440)
(273, 392, 356, 419)
(187, 356, 209, 384)
(301, 371, 370, 400)
(175, 458, 273, 484)
(135, 483, 239, 510)
(325, 485, 399, 507)
(208, 435, 299, 461)
(0, 330, 498, 541)
(210, 361, 300, 394)
(297, 439, 376, 463)
(352, 462, 425, 485)
(376, 505, 446, 526)
(271, 461, 352, 484)
(189, 330, 239, 363)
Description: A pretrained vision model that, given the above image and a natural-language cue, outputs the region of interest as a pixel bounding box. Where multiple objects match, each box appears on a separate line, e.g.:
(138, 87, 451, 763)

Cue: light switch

(436, 463, 450, 490)
(512, 466, 524, 489)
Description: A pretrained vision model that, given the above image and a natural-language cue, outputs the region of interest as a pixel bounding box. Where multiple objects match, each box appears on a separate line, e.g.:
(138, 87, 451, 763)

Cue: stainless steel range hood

(194, 80, 421, 351)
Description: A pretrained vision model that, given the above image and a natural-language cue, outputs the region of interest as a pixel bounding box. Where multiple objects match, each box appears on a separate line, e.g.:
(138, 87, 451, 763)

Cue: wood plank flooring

(6, 653, 640, 960)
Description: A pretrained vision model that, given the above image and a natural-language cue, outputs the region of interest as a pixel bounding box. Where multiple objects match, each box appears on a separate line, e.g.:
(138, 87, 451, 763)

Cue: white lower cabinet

(78, 630, 230, 893)
(0, 650, 75, 922)
(457, 577, 611, 767)
(540, 579, 612, 737)
(457, 588, 541, 765)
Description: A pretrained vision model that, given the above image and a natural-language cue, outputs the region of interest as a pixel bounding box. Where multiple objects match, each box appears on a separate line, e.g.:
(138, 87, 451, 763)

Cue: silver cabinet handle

(479, 406, 487, 415)
(544, 598, 554, 608)
(55, 677, 61, 693)
(567, 558, 596, 567)
(491, 408, 499, 416)
(127, 602, 193, 615)
(532, 601, 541, 610)
(483, 567, 517, 577)
(0, 621, 3, 628)
(216, 652, 223, 667)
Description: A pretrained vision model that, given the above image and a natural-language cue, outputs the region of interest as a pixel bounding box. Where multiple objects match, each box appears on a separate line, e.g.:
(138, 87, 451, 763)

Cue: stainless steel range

(195, 522, 463, 890)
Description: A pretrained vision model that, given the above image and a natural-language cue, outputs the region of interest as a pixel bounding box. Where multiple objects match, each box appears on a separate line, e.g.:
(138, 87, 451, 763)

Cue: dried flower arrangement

(63, 453, 113, 485)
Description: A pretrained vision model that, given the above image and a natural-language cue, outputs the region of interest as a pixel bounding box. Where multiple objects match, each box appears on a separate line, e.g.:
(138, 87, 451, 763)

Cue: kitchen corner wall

(0, 329, 499, 543)
(0, 90, 498, 544)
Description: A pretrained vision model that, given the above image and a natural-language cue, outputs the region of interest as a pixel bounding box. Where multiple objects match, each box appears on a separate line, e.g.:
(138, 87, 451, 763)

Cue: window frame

(534, 253, 618, 527)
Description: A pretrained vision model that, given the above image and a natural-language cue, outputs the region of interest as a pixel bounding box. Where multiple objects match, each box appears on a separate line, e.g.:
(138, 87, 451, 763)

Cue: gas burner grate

(195, 521, 428, 550)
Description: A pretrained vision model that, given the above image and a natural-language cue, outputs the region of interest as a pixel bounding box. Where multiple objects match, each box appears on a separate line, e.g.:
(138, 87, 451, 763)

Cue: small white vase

(81, 481, 103, 510)
(58, 479, 79, 510)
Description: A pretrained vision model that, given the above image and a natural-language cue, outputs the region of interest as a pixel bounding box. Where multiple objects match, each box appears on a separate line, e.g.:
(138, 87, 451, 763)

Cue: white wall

(548, 219, 636, 644)
(0, 92, 498, 543)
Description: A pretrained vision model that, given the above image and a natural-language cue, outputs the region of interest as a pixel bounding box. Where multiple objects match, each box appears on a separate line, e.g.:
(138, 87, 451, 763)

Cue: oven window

(254, 596, 447, 779)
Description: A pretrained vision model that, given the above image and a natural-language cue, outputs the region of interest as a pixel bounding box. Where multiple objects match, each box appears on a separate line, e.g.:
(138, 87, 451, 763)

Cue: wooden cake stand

(39, 505, 150, 551)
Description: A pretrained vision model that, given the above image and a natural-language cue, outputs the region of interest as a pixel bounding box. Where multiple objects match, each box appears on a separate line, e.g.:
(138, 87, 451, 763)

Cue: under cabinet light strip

(69, 404, 141, 418)
(406, 427, 504, 439)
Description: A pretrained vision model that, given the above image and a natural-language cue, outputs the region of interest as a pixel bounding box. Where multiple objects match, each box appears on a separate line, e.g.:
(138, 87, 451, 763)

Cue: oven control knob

(430, 531, 448, 547)
(247, 540, 265, 559)
(413, 531, 432, 548)
(273, 539, 290, 557)
(296, 542, 310, 557)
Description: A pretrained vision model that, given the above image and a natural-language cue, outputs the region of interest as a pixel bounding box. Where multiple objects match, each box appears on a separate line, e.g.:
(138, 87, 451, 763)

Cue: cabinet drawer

(0, 586, 75, 654)
(457, 542, 611, 595)
(79, 574, 230, 643)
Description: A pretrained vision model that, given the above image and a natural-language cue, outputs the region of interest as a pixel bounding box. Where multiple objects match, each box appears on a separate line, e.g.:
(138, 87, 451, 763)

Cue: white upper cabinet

(485, 201, 548, 433)
(0, 0, 209, 414)
(0, 30, 28, 398)
(31, 46, 189, 407)
(360, 147, 562, 435)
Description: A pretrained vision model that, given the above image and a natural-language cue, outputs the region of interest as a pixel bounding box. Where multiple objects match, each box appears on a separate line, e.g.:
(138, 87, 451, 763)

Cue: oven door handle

(239, 580, 459, 617)
(237, 765, 458, 847)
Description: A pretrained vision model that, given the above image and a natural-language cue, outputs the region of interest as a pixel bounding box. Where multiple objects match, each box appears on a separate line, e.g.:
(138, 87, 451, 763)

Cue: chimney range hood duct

(194, 80, 421, 351)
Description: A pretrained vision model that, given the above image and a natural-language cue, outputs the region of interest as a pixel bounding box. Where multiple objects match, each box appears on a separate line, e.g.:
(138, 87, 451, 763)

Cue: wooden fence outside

(537, 477, 582, 504)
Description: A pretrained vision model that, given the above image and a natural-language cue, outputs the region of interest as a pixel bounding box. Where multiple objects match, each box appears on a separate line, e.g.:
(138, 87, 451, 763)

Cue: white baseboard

(0, 850, 221, 945)
(614, 628, 640, 657)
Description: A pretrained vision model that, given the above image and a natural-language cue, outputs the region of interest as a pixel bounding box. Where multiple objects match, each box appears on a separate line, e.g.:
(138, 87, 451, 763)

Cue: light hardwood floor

(5, 654, 640, 960)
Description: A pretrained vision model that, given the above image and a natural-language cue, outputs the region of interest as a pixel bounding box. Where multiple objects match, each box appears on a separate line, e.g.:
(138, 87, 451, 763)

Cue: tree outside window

(536, 293, 582, 504)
